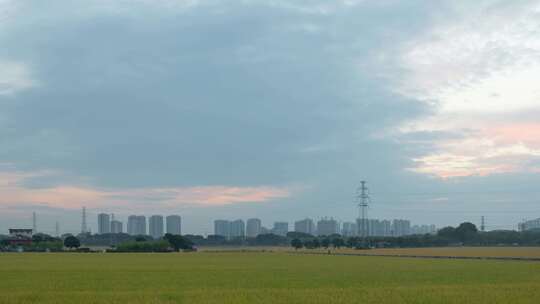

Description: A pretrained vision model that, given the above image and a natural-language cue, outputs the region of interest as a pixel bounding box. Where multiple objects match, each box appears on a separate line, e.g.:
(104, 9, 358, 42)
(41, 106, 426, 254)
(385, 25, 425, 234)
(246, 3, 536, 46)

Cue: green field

(1, 252, 539, 303)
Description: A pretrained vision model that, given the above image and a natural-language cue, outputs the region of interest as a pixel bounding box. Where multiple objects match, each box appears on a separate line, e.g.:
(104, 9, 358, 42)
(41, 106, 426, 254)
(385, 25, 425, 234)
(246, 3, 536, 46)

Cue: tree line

(289, 223, 540, 250)
(4, 222, 540, 252)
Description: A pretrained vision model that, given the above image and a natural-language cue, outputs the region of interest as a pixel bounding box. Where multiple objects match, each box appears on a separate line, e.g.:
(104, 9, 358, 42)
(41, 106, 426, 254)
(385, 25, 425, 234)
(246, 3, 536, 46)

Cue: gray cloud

(1, 0, 539, 233)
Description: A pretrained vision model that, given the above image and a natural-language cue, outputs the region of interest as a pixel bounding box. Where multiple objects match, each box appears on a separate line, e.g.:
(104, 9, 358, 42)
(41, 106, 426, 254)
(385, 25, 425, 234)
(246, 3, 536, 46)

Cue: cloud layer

(1, 0, 540, 233)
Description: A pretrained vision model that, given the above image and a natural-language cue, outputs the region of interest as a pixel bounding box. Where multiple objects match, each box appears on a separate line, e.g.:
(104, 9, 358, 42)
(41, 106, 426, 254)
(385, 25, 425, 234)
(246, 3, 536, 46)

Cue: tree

(321, 238, 330, 249)
(164, 234, 193, 251)
(456, 222, 478, 242)
(346, 237, 359, 248)
(291, 238, 303, 250)
(331, 237, 345, 249)
(286, 232, 314, 239)
(64, 236, 80, 249)
(437, 226, 456, 239)
(135, 236, 147, 242)
(253, 234, 288, 246)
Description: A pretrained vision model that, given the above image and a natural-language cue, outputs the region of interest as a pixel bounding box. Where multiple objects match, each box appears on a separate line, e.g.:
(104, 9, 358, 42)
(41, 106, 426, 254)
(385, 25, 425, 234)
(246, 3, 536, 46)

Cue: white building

(272, 222, 288, 236)
(230, 219, 245, 239)
(214, 220, 231, 239)
(341, 222, 357, 237)
(246, 218, 262, 238)
(166, 215, 182, 235)
(411, 224, 437, 235)
(110, 220, 123, 234)
(295, 218, 316, 235)
(317, 218, 339, 236)
(149, 215, 164, 239)
(392, 219, 411, 237)
(357, 218, 369, 237)
(519, 218, 540, 231)
(97, 213, 111, 234)
(127, 215, 147, 236)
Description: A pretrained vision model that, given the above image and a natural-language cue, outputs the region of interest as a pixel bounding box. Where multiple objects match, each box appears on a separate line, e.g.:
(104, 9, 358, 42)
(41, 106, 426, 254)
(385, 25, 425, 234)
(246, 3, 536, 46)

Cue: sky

(1, 0, 540, 235)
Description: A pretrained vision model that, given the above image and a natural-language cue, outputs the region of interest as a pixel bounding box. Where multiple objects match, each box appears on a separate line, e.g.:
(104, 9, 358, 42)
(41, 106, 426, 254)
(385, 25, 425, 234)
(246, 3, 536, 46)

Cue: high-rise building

(81, 207, 88, 234)
(230, 219, 245, 239)
(32, 212, 37, 233)
(166, 215, 182, 235)
(357, 218, 369, 237)
(341, 222, 357, 237)
(246, 218, 261, 238)
(381, 220, 392, 237)
(392, 219, 411, 237)
(295, 218, 316, 235)
(260, 226, 271, 235)
(272, 222, 288, 236)
(214, 220, 231, 239)
(316, 218, 339, 236)
(519, 218, 540, 231)
(411, 224, 437, 235)
(98, 213, 111, 234)
(127, 215, 147, 235)
(368, 219, 383, 236)
(149, 215, 164, 239)
(111, 220, 123, 234)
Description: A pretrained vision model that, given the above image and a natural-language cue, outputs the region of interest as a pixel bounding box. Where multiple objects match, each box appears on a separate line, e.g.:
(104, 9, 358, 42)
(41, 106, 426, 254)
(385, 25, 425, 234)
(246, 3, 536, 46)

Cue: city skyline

(8, 207, 443, 237)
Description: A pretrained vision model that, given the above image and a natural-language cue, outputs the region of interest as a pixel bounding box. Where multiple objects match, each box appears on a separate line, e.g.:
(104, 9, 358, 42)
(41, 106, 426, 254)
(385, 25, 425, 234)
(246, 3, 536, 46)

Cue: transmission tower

(32, 212, 37, 233)
(81, 206, 88, 234)
(356, 181, 370, 240)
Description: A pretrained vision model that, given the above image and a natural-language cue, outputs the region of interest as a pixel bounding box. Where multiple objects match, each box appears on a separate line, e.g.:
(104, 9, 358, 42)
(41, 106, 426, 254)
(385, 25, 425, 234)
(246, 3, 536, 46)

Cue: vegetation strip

(289, 251, 540, 262)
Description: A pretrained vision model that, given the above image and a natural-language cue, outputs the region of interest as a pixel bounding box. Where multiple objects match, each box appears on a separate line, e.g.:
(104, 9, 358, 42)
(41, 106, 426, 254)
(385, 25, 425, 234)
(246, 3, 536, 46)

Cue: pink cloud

(410, 131, 540, 179)
(0, 169, 291, 211)
(486, 123, 540, 148)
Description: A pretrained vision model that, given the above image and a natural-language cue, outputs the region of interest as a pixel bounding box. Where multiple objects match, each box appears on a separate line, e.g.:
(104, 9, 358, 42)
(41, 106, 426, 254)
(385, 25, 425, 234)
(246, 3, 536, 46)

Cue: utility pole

(356, 181, 370, 246)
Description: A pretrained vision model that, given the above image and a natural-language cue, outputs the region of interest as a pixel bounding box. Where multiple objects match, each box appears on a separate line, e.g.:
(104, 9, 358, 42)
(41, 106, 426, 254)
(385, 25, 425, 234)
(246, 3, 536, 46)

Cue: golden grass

(1, 251, 539, 303)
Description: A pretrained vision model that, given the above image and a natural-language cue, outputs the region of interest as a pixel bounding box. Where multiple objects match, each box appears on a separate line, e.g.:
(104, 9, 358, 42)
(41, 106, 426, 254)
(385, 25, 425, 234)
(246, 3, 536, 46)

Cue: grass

(1, 251, 540, 303)
(306, 246, 540, 258)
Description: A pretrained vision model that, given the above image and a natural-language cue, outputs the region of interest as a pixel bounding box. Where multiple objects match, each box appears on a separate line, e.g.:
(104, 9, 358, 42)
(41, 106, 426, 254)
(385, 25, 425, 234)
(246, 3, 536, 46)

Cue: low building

(8, 229, 33, 245)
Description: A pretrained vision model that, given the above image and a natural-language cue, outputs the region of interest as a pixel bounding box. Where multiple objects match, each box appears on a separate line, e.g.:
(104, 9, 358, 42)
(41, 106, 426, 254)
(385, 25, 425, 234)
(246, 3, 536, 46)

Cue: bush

(116, 240, 170, 252)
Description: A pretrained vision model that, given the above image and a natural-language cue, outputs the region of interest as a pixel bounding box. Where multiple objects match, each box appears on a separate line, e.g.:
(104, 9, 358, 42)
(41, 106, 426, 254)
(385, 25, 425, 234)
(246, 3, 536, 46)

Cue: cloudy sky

(1, 0, 540, 235)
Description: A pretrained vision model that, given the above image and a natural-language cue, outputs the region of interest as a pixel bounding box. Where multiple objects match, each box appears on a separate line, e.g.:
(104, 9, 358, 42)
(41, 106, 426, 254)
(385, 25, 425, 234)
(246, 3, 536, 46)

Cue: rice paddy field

(310, 246, 540, 258)
(2, 249, 540, 303)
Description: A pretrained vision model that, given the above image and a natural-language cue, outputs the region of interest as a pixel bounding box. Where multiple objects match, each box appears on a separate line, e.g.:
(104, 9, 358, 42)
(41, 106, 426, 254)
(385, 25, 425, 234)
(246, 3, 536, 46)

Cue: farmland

(303, 246, 540, 259)
(1, 251, 540, 303)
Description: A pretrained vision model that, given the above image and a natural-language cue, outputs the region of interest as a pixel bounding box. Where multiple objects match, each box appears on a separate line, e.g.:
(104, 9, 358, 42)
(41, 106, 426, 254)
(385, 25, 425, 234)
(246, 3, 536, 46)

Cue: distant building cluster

(518, 218, 540, 231)
(214, 219, 292, 239)
(351, 219, 435, 237)
(97, 213, 182, 238)
(214, 217, 436, 239)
